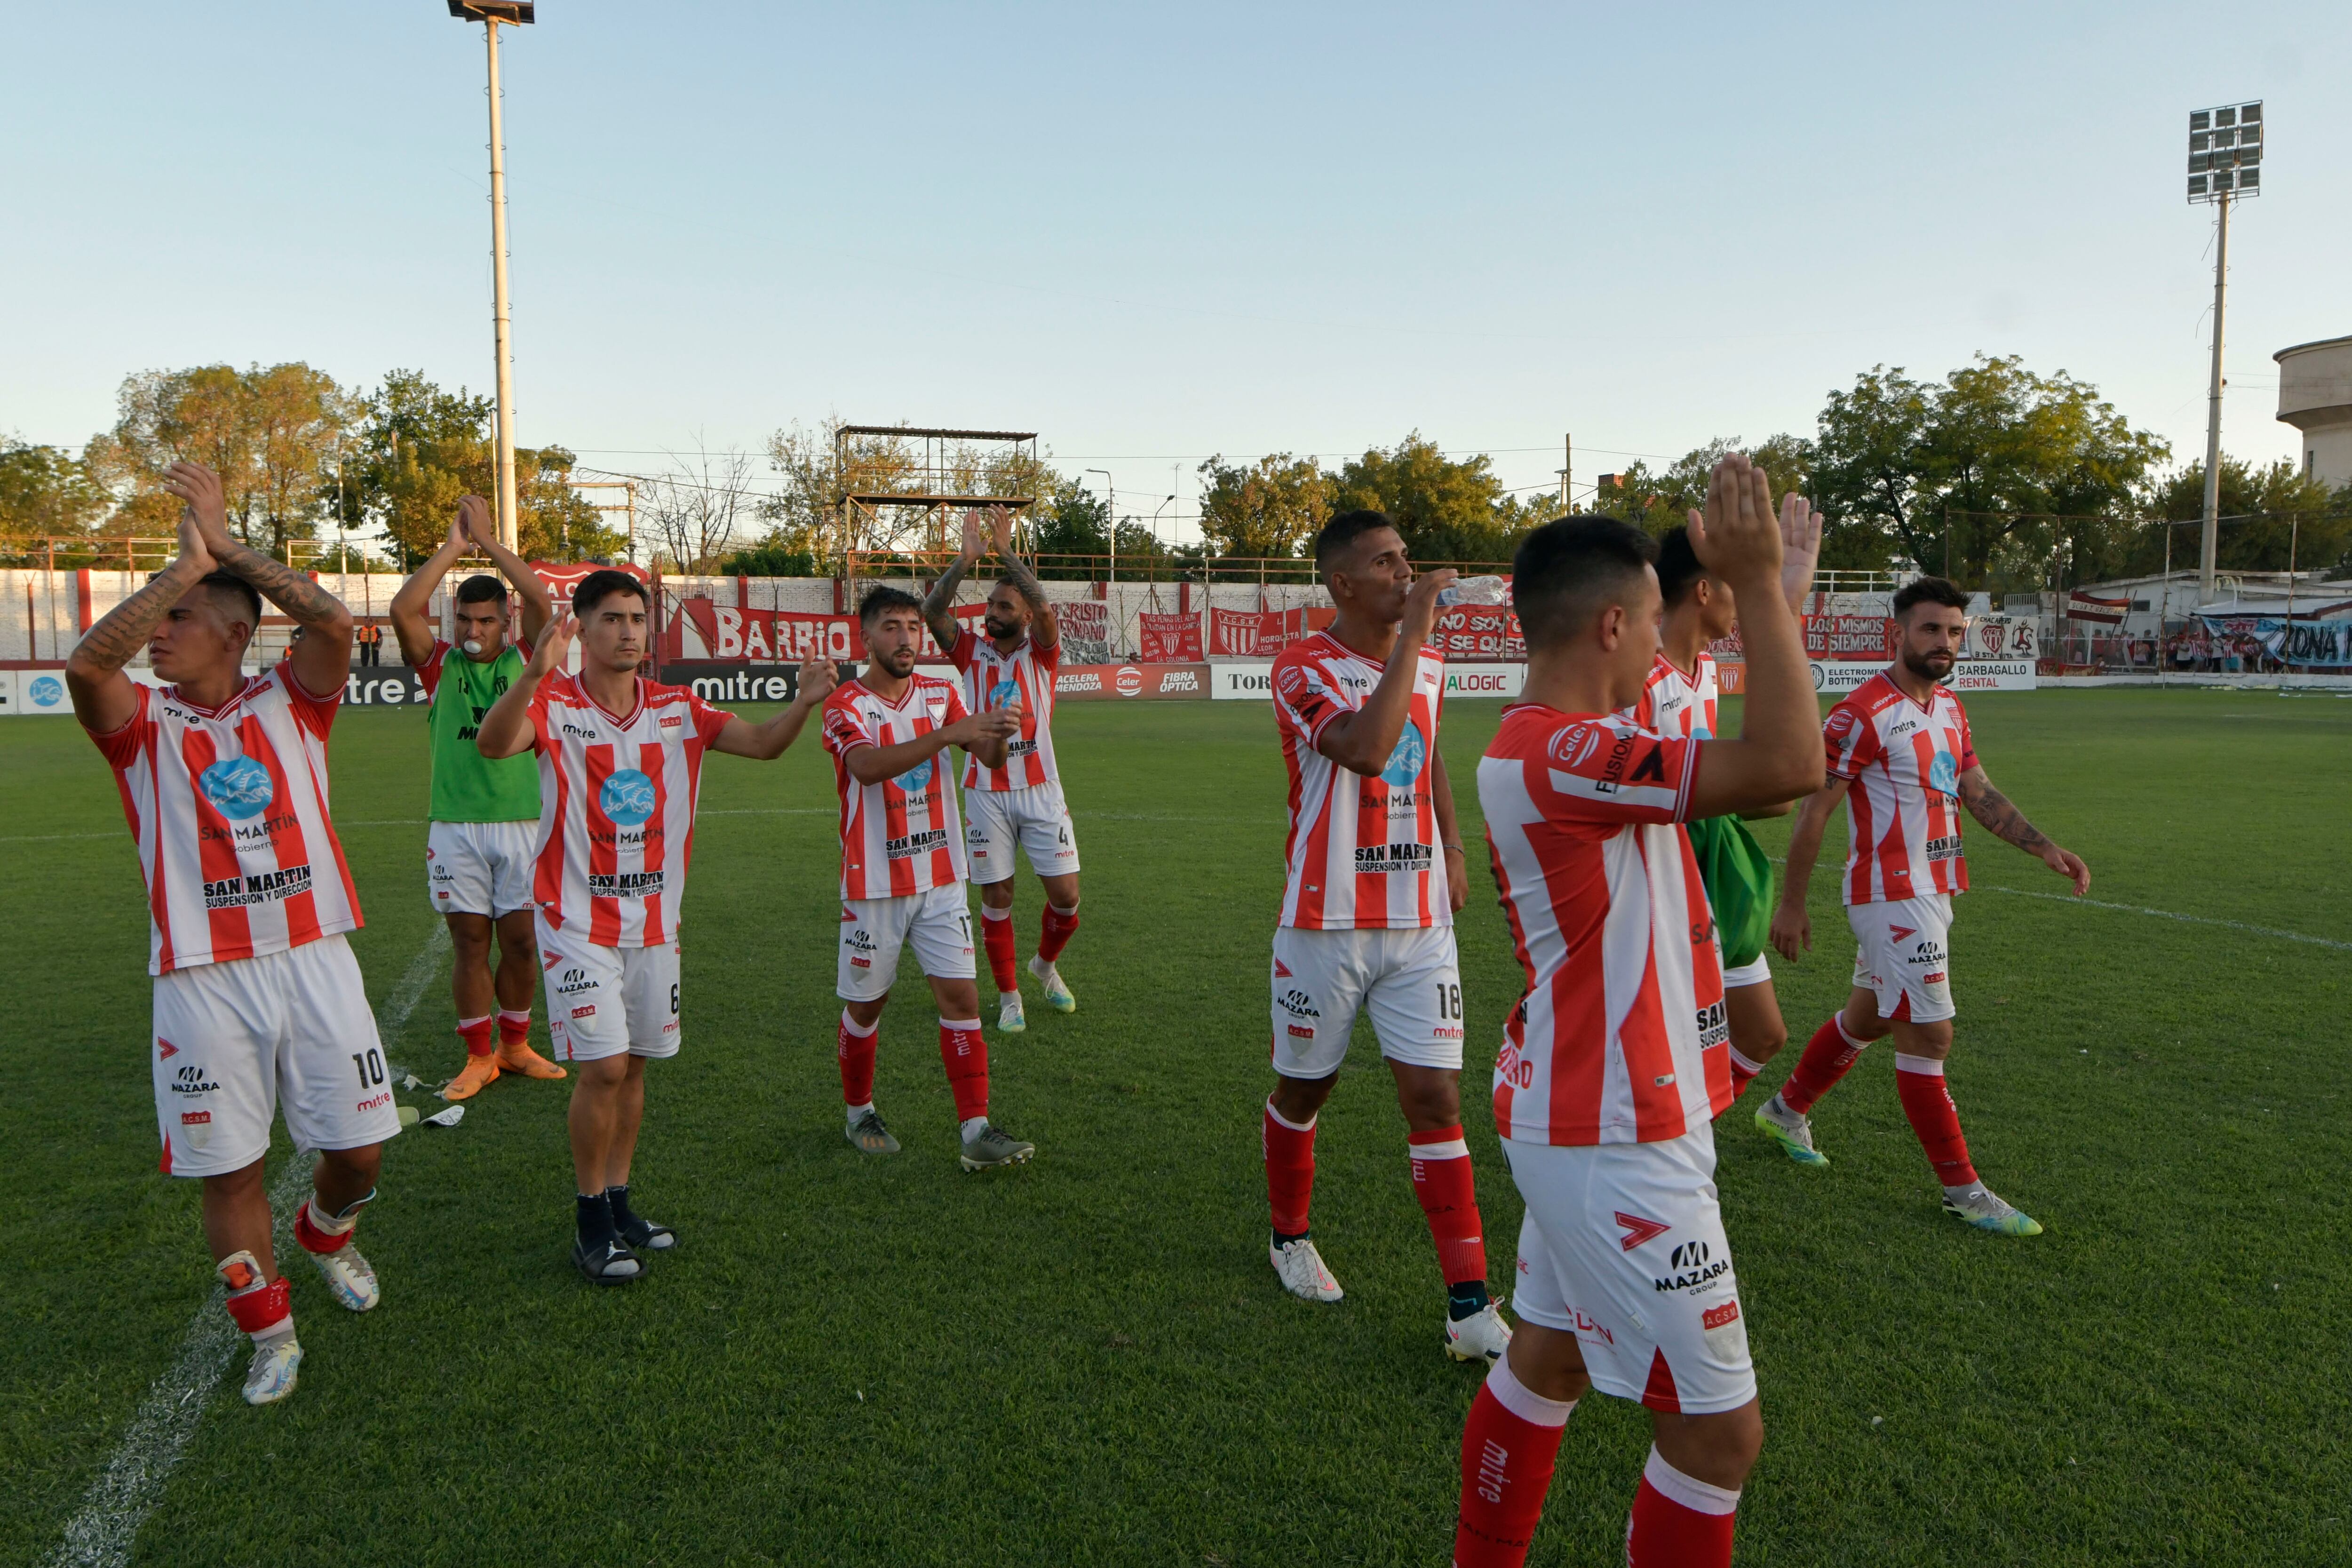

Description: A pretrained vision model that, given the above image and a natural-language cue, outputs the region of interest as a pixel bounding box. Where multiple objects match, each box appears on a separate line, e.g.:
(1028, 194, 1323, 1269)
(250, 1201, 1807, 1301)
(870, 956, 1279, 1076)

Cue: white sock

(845, 1100, 874, 1125)
(960, 1115, 990, 1142)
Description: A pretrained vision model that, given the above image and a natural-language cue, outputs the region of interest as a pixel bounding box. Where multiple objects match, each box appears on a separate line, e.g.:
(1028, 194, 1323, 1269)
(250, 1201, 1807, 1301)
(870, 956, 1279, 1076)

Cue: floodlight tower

(2186, 100, 2264, 603)
(448, 1, 535, 552)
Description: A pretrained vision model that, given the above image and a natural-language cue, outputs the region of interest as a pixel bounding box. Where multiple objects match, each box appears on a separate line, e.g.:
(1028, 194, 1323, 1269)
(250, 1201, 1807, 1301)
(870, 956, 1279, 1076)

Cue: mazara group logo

(198, 755, 275, 820)
(600, 769, 658, 826)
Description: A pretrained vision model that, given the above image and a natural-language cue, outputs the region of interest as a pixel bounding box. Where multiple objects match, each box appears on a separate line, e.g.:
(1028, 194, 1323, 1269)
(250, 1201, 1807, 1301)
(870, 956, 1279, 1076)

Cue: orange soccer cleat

(496, 1041, 568, 1081)
(442, 1053, 501, 1101)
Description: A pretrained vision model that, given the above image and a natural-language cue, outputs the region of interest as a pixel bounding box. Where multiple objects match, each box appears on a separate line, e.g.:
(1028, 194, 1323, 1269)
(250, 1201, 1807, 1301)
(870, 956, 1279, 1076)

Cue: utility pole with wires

(1557, 433, 1571, 514)
(2186, 99, 2263, 606)
(447, 2, 535, 552)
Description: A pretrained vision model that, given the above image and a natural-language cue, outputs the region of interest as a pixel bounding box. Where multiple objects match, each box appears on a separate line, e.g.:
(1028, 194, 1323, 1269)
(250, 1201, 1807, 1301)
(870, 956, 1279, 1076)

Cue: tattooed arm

(64, 498, 215, 733)
(922, 510, 984, 651)
(987, 505, 1057, 651)
(178, 462, 354, 695)
(1956, 764, 2090, 894)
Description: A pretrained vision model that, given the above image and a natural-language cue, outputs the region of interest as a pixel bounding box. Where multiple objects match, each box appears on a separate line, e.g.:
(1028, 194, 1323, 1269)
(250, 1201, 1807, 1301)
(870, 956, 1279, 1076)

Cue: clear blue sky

(3, 1, 2343, 538)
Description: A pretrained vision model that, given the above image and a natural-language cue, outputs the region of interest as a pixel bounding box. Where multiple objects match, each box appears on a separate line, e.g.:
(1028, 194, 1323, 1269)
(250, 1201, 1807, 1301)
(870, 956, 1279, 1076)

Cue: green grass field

(3, 688, 2348, 1566)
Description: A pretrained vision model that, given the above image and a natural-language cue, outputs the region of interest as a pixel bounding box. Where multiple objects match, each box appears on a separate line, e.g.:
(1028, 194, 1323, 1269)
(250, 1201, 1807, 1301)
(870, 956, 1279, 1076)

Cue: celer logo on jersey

(198, 756, 274, 820)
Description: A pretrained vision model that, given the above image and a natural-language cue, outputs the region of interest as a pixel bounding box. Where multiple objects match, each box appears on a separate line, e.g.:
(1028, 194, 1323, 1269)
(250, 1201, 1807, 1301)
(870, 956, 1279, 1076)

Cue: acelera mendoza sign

(1209, 661, 1527, 700)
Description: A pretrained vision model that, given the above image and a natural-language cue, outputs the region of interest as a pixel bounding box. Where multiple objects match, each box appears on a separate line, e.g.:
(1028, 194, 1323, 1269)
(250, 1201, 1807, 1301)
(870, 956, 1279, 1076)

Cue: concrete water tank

(2274, 335, 2352, 488)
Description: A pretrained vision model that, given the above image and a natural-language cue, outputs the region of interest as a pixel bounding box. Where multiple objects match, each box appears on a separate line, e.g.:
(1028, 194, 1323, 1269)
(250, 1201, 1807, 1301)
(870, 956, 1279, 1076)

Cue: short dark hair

(1654, 525, 1707, 607)
(1510, 515, 1657, 651)
(858, 585, 924, 626)
(453, 573, 509, 609)
(1891, 576, 1969, 617)
(1313, 509, 1399, 576)
(572, 570, 648, 618)
(195, 570, 262, 631)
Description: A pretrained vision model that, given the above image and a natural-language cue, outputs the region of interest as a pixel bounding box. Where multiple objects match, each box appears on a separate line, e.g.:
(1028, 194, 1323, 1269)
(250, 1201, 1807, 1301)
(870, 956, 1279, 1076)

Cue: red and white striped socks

(979, 905, 1019, 992)
(1452, 1354, 1575, 1567)
(1626, 1445, 1740, 1566)
(1407, 1125, 1488, 1303)
(1779, 1014, 1872, 1114)
(1263, 1100, 1317, 1238)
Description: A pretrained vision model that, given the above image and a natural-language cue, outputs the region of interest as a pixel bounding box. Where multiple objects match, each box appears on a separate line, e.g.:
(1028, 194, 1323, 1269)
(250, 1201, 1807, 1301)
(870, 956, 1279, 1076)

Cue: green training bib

(427, 643, 540, 823)
(1687, 813, 1776, 971)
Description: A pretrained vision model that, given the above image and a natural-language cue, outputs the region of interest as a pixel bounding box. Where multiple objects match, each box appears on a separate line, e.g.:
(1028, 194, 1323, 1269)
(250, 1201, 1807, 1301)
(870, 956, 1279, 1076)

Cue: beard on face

(984, 615, 1020, 641)
(1901, 645, 1955, 682)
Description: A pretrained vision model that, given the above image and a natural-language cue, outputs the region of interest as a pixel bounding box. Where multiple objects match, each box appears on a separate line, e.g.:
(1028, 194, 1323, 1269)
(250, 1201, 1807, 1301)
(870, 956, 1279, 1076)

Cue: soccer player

(1623, 514, 1820, 1106)
(388, 494, 563, 1099)
(1452, 458, 1822, 1568)
(65, 462, 398, 1407)
(822, 586, 1036, 1171)
(1257, 509, 1511, 1365)
(474, 572, 838, 1283)
(922, 507, 1081, 1033)
(1758, 577, 2091, 1235)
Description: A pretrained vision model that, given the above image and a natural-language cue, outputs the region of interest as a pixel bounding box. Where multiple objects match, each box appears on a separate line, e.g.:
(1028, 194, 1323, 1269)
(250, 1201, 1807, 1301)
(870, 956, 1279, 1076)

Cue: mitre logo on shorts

(356, 1090, 392, 1113)
(1277, 988, 1320, 1019)
(171, 1063, 221, 1095)
(1548, 723, 1600, 768)
(1654, 1240, 1730, 1294)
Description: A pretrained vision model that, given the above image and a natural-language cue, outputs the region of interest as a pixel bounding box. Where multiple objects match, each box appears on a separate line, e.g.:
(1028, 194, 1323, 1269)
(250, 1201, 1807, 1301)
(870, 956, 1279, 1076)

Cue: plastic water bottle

(1435, 574, 1508, 608)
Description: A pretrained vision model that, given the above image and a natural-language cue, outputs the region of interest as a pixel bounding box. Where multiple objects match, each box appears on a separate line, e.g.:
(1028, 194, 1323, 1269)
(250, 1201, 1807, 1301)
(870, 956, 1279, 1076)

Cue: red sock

(980, 906, 1018, 992)
(456, 1015, 494, 1058)
(838, 1011, 877, 1106)
(938, 1018, 989, 1122)
(223, 1274, 293, 1338)
(1894, 1054, 1978, 1186)
(1407, 1126, 1487, 1289)
(1453, 1357, 1575, 1567)
(1779, 1015, 1869, 1114)
(1725, 1045, 1765, 1105)
(293, 1197, 356, 1256)
(1626, 1447, 1739, 1567)
(1038, 903, 1080, 964)
(496, 1009, 532, 1048)
(1263, 1101, 1317, 1236)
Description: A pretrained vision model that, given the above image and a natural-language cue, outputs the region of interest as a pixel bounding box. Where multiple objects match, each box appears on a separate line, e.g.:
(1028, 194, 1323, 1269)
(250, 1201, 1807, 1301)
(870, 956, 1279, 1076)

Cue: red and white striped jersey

(822, 673, 971, 899)
(528, 673, 733, 947)
(87, 665, 363, 977)
(950, 629, 1060, 791)
(1823, 672, 1979, 906)
(1625, 650, 1720, 740)
(1478, 704, 1729, 1146)
(1270, 633, 1449, 930)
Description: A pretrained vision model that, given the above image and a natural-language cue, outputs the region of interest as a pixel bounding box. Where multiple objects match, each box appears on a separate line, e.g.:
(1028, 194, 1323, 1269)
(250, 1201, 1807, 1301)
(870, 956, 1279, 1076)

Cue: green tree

(2136, 457, 2350, 577)
(0, 437, 110, 549)
(1195, 453, 1330, 559)
(1327, 433, 1529, 565)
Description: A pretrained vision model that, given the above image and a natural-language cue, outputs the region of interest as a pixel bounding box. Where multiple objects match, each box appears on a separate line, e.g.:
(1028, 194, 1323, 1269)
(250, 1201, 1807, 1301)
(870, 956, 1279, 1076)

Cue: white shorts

(537, 919, 681, 1063)
(151, 935, 402, 1178)
(426, 819, 537, 917)
(1848, 894, 1955, 1025)
(1269, 924, 1465, 1079)
(964, 781, 1081, 884)
(838, 883, 977, 1002)
(1722, 952, 1772, 990)
(1506, 1122, 1756, 1416)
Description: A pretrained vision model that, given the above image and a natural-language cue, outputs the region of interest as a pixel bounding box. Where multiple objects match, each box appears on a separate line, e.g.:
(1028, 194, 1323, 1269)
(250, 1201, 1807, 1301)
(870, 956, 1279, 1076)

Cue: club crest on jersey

(599, 769, 657, 826)
(1379, 721, 1426, 787)
(197, 756, 274, 820)
(1928, 751, 1959, 796)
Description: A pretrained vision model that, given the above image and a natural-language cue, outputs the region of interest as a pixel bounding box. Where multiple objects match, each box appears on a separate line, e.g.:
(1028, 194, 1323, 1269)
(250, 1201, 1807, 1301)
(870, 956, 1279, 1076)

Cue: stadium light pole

(448, 2, 535, 553)
(2186, 100, 2263, 605)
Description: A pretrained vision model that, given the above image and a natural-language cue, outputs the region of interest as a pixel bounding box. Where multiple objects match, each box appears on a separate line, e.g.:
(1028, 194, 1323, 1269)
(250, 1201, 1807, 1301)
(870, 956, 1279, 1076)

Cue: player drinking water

(1620, 511, 1820, 1106)
(67, 462, 398, 1406)
(822, 586, 1036, 1170)
(1759, 576, 2090, 1235)
(1452, 458, 1823, 1568)
(388, 494, 564, 1099)
(474, 572, 837, 1283)
(1256, 509, 1511, 1365)
(922, 508, 1082, 1035)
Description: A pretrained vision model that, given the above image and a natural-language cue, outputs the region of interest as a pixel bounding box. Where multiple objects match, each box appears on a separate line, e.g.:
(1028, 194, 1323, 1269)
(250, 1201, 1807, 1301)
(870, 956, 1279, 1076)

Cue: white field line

(43, 923, 449, 1568)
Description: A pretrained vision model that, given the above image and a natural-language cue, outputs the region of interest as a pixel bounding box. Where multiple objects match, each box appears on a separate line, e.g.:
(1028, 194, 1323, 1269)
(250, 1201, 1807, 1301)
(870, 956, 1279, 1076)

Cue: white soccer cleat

(1027, 956, 1076, 1014)
(310, 1243, 381, 1312)
(242, 1336, 302, 1406)
(1445, 1300, 1514, 1364)
(1943, 1185, 2044, 1236)
(997, 992, 1027, 1034)
(1270, 1237, 1343, 1303)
